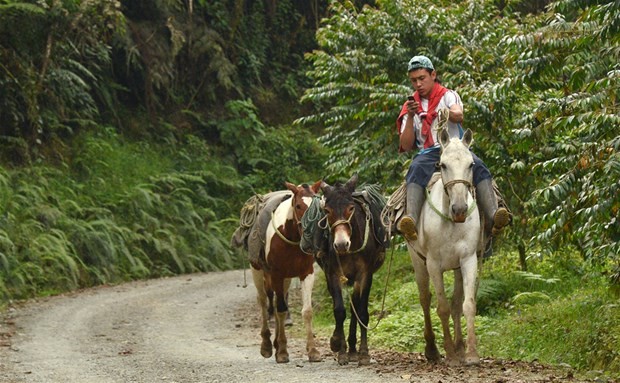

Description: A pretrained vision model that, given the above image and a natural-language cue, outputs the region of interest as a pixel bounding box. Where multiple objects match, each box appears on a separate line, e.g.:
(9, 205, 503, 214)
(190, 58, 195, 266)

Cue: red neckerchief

(396, 82, 448, 151)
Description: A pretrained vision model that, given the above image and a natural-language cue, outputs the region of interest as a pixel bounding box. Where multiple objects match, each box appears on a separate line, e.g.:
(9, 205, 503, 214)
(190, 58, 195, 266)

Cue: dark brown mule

(250, 181, 322, 363)
(317, 174, 387, 365)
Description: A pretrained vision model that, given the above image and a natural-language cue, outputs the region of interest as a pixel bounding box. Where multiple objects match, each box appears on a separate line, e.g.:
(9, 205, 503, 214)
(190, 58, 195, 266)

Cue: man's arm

(449, 103, 463, 123)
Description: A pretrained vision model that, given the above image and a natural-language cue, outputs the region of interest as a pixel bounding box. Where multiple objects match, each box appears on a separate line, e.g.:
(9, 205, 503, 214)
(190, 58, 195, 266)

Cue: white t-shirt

(400, 90, 463, 150)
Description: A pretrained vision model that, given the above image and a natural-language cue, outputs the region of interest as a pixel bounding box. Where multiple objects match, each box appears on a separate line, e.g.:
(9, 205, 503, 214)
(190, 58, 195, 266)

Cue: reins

(270, 201, 303, 246)
(426, 179, 477, 222)
(335, 242, 394, 331)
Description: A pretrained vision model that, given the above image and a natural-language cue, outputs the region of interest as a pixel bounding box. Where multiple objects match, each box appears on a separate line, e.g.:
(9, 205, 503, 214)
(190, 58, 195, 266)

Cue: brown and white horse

(250, 181, 322, 363)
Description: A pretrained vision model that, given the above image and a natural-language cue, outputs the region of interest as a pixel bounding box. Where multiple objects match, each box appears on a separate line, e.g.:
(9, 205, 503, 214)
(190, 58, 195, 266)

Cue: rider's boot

(397, 183, 425, 242)
(476, 178, 511, 257)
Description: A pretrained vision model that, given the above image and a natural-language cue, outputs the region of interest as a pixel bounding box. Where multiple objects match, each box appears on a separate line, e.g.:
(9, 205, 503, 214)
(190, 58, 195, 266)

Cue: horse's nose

(333, 239, 351, 254)
(452, 203, 467, 223)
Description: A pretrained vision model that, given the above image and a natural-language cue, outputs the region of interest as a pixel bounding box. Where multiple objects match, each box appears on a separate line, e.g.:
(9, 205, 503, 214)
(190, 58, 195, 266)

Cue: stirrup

(491, 208, 511, 236)
(398, 215, 418, 242)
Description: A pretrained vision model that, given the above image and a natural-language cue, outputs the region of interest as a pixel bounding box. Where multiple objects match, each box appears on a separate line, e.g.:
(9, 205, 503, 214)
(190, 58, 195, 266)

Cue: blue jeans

(405, 148, 492, 187)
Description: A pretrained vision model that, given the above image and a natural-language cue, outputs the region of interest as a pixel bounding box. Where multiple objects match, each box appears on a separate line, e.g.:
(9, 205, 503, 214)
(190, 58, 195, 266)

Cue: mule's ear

(284, 181, 298, 193)
(320, 180, 331, 193)
(462, 129, 473, 148)
(310, 180, 322, 194)
(439, 127, 451, 148)
(345, 173, 358, 192)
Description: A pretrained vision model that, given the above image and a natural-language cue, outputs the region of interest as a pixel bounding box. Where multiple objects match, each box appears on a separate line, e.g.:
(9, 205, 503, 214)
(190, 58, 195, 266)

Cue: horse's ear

(345, 173, 358, 192)
(439, 128, 451, 148)
(284, 182, 298, 193)
(310, 180, 322, 194)
(462, 129, 473, 148)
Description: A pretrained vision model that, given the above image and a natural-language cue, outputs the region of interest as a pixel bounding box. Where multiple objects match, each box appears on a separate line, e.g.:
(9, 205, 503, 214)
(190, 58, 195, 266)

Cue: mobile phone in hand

(407, 96, 415, 101)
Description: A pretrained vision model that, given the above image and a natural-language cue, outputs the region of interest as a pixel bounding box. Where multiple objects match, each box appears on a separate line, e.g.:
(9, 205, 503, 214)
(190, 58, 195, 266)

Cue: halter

(320, 204, 371, 254)
(443, 179, 474, 195)
(427, 178, 477, 222)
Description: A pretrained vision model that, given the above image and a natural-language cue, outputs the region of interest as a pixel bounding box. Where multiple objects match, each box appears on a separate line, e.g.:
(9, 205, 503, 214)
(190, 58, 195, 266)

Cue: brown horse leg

(410, 248, 441, 363)
(451, 269, 466, 362)
(251, 268, 272, 358)
(328, 274, 348, 365)
(355, 276, 373, 366)
(300, 273, 321, 362)
(347, 296, 359, 363)
(272, 278, 289, 363)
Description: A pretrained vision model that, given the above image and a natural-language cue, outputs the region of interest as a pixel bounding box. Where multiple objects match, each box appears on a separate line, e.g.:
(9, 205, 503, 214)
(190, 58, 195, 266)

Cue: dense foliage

(300, 0, 619, 282)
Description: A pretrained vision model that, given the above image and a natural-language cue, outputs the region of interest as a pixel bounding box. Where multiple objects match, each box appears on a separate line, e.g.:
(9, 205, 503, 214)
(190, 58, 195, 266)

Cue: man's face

(408, 69, 436, 98)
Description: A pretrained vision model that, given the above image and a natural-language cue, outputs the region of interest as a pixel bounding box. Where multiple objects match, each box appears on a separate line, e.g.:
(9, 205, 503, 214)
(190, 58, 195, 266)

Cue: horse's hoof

(276, 353, 290, 363)
(260, 340, 273, 358)
(358, 353, 371, 366)
(348, 351, 358, 362)
(445, 357, 461, 367)
(465, 352, 480, 365)
(337, 353, 349, 366)
(308, 349, 322, 362)
(425, 345, 441, 363)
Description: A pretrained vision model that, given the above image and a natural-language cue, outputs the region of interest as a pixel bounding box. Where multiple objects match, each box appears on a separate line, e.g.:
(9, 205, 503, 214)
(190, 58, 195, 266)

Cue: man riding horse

(396, 55, 510, 252)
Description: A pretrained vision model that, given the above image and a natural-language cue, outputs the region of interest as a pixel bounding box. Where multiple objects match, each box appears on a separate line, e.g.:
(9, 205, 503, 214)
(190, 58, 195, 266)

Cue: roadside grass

(0, 129, 244, 302)
(307, 241, 620, 380)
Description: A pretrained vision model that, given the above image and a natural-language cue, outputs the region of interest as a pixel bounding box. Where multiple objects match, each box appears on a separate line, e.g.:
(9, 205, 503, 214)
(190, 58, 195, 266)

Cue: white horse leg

(451, 269, 465, 361)
(300, 272, 321, 362)
(409, 247, 440, 363)
(427, 261, 458, 366)
(461, 255, 480, 365)
(251, 267, 272, 358)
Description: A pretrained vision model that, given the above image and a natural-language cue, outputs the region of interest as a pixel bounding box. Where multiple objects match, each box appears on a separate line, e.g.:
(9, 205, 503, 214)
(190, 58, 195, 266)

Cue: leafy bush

(0, 129, 245, 301)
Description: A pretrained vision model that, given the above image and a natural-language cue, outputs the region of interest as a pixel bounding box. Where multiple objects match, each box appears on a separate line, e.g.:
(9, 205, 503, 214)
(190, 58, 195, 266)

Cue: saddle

(380, 176, 511, 239)
(230, 190, 292, 268)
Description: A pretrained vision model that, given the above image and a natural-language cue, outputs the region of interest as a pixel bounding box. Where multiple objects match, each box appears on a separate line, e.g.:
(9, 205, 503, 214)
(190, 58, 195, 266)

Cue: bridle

(319, 203, 371, 254)
(271, 196, 306, 246)
(442, 178, 474, 197)
(428, 173, 477, 222)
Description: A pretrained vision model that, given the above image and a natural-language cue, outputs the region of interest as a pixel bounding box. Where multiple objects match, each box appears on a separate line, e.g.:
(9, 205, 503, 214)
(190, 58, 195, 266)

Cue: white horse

(407, 127, 483, 366)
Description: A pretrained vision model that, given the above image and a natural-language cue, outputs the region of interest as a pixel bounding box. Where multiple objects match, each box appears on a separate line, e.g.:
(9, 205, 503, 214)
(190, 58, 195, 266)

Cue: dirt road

(0, 270, 590, 383)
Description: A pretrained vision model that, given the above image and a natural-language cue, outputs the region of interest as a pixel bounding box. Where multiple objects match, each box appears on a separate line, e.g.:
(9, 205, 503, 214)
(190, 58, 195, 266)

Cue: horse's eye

(324, 207, 333, 215)
(296, 204, 302, 210)
(440, 163, 447, 170)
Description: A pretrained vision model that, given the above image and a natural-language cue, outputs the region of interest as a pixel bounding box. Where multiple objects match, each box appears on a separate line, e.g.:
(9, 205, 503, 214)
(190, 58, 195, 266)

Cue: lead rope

(336, 244, 395, 331)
